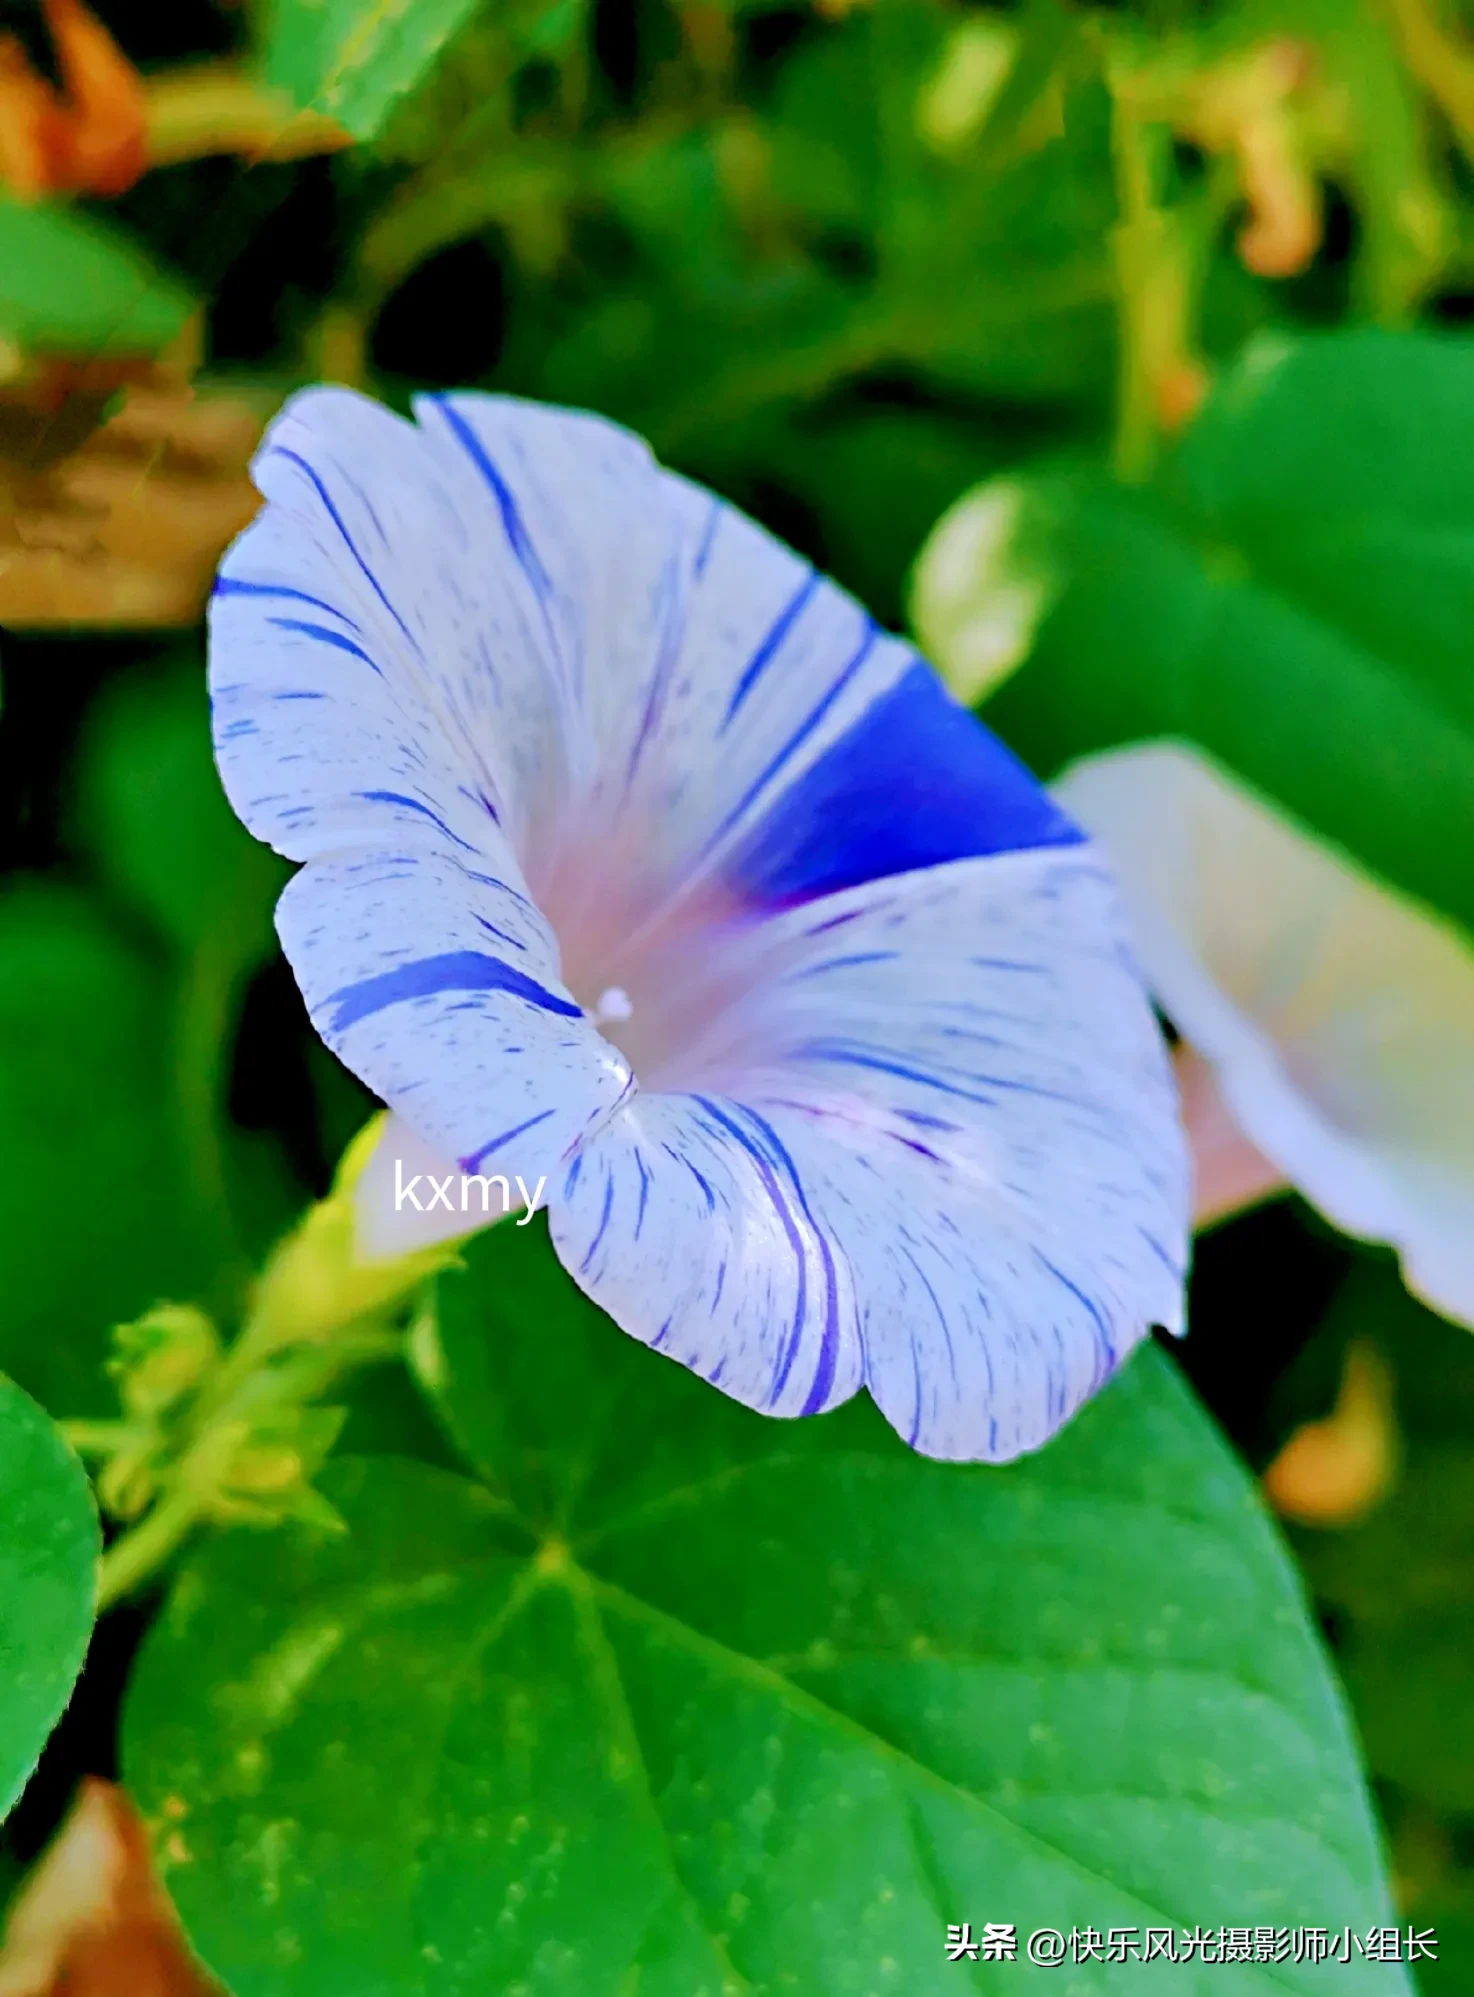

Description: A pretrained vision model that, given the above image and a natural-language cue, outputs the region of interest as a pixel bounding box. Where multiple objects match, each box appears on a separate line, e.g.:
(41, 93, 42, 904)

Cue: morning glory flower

(208, 387, 1188, 1461)
(1055, 742, 1474, 1330)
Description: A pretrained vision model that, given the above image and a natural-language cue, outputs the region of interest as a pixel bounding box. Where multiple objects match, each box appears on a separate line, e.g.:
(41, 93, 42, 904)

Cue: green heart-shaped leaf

(985, 329, 1474, 939)
(0, 1376, 98, 1820)
(124, 1221, 1408, 1994)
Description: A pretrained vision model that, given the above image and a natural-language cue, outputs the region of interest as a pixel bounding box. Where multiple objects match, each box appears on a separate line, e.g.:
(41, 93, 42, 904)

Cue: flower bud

(108, 1304, 221, 1423)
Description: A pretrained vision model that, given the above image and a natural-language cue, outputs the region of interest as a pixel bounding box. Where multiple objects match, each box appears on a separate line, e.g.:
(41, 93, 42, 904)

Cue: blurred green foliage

(985, 330, 1474, 936)
(1287, 1271, 1474, 1991)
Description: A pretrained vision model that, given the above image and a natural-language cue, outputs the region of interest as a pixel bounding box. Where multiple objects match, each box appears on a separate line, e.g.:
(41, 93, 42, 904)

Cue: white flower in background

(908, 477, 1056, 706)
(1055, 741, 1474, 1331)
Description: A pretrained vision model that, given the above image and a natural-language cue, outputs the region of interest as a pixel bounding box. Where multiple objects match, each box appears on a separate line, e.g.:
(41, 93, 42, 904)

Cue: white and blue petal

(275, 848, 631, 1188)
(212, 388, 570, 861)
(215, 387, 1077, 890)
(553, 847, 1187, 1461)
(548, 1090, 867, 1427)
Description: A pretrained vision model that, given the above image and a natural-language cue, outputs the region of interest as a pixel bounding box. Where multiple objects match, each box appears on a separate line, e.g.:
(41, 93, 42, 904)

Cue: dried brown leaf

(0, 377, 270, 628)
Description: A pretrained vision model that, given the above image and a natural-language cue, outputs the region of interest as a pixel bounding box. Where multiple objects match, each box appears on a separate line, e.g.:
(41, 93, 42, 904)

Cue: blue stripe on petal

(799, 1036, 1088, 1111)
(692, 1096, 810, 1402)
(624, 552, 687, 785)
(762, 1114, 842, 1415)
(701, 621, 881, 861)
(214, 577, 362, 629)
(354, 791, 479, 853)
(269, 447, 423, 660)
(267, 617, 383, 675)
(580, 1173, 616, 1273)
(795, 1041, 996, 1107)
(667, 1146, 716, 1213)
(430, 397, 555, 604)
(693, 1095, 842, 1416)
(789, 950, 899, 979)
(461, 1109, 558, 1174)
(897, 1246, 968, 1447)
(473, 914, 528, 953)
(694, 497, 722, 577)
(1035, 1251, 1116, 1370)
(722, 571, 821, 729)
(1140, 1229, 1183, 1278)
(730, 660, 1083, 907)
(325, 951, 582, 1032)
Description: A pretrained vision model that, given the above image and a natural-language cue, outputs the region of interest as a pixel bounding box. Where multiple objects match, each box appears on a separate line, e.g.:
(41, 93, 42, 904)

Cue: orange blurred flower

(1264, 1341, 1399, 1531)
(0, 0, 147, 200)
(0, 1779, 222, 1996)
(1181, 39, 1322, 281)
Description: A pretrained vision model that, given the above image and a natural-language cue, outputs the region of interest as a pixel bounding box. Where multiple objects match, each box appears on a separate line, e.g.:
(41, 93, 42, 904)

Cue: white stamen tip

(592, 985, 634, 1024)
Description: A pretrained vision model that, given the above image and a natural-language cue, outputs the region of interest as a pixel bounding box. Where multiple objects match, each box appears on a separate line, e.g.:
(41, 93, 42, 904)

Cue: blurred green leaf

(74, 657, 285, 962)
(71, 658, 302, 1265)
(0, 885, 219, 1414)
(332, 1356, 462, 1469)
(262, 0, 495, 141)
(478, 8, 1114, 485)
(125, 1222, 1408, 1995)
(1294, 1266, 1474, 1815)
(765, 407, 1022, 625)
(0, 1374, 98, 1821)
(1324, 1441, 1474, 1811)
(984, 330, 1474, 939)
(1287, 1267, 1474, 1990)
(1412, 1917, 1474, 1997)
(762, 7, 1117, 405)
(0, 198, 193, 358)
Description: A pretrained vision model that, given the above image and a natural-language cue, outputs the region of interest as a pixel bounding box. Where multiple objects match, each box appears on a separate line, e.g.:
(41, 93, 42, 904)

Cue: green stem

(87, 1118, 444, 1611)
(1109, 73, 1163, 485)
(175, 919, 245, 1281)
(62, 1420, 147, 1456)
(98, 1478, 212, 1610)
(145, 63, 352, 165)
